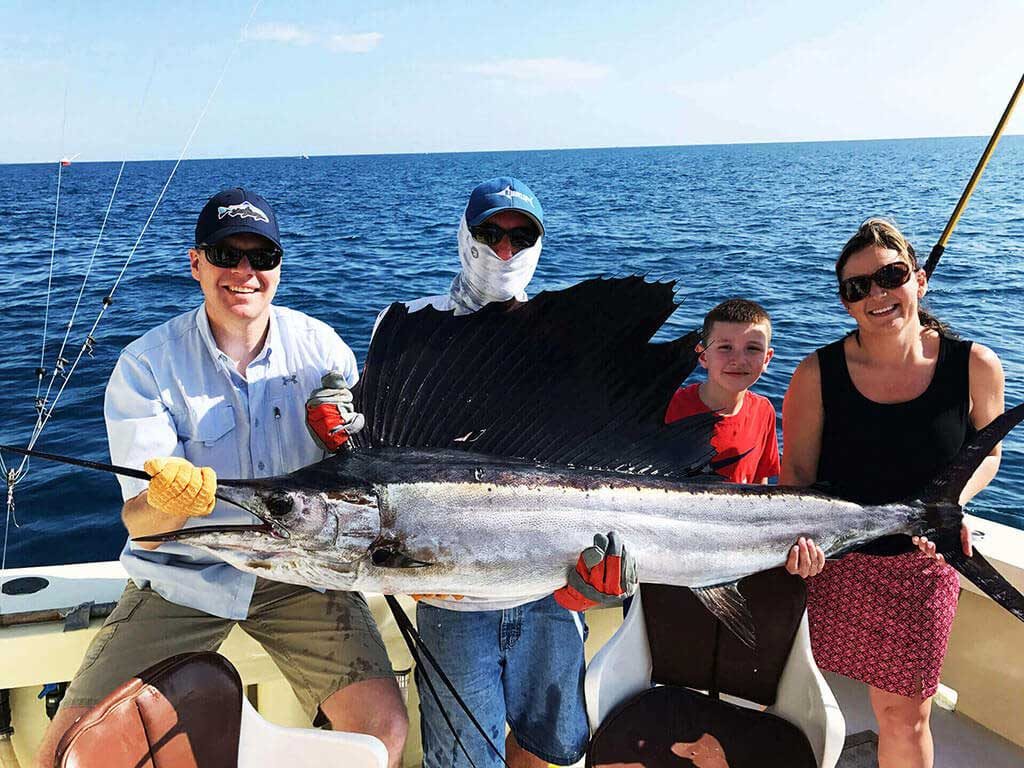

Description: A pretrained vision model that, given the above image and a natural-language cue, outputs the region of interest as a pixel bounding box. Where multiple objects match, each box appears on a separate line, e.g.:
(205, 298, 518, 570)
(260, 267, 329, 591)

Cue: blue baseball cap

(465, 177, 544, 235)
(195, 188, 282, 251)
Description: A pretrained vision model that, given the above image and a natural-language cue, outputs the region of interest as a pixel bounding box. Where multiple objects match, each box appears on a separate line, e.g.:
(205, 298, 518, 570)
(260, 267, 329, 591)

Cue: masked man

(306, 177, 636, 768)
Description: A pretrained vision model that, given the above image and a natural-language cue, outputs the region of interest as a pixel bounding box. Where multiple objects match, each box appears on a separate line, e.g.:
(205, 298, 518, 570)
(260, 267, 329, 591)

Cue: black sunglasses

(839, 262, 913, 302)
(469, 222, 540, 250)
(202, 243, 282, 271)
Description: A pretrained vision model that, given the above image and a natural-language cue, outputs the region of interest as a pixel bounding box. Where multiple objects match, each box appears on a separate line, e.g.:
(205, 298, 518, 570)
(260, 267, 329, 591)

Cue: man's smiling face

(190, 232, 281, 327)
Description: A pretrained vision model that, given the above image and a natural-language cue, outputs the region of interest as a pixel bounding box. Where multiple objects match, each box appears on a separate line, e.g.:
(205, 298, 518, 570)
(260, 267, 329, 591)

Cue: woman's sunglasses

(469, 222, 541, 250)
(838, 261, 913, 303)
(202, 243, 282, 271)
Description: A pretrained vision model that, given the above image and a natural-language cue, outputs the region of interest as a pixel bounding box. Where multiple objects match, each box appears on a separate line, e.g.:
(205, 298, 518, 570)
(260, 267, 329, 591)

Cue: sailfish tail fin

(915, 402, 1024, 624)
(946, 548, 1024, 622)
(920, 402, 1024, 508)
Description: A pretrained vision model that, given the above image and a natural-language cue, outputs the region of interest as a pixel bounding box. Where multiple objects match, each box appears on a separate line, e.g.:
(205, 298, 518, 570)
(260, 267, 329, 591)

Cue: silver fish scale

(342, 481, 915, 598)
(186, 479, 919, 599)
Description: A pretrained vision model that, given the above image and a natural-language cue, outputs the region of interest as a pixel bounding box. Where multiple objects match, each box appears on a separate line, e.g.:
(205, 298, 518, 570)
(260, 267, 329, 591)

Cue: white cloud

(245, 23, 382, 53)
(468, 58, 610, 88)
(246, 23, 315, 46)
(328, 32, 384, 54)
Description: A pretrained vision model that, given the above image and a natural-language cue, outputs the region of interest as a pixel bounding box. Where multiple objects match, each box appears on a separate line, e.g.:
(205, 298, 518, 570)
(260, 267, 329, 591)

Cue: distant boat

(300, 153, 310, 160)
(60, 153, 80, 167)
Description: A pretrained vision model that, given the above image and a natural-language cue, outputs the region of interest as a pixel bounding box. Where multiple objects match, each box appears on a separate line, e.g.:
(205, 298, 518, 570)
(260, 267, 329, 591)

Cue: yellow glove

(144, 457, 217, 518)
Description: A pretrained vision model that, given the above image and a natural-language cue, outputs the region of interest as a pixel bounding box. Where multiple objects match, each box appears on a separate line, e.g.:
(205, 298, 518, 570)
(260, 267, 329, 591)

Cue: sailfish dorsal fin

(352, 276, 717, 477)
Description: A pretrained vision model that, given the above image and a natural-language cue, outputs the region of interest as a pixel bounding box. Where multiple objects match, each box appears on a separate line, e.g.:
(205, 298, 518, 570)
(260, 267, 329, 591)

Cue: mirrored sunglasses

(838, 261, 913, 303)
(469, 223, 540, 250)
(202, 243, 282, 271)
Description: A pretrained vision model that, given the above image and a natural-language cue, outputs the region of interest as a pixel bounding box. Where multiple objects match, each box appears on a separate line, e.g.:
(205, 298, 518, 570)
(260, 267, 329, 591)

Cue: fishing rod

(0, 444, 289, 538)
(924, 72, 1024, 278)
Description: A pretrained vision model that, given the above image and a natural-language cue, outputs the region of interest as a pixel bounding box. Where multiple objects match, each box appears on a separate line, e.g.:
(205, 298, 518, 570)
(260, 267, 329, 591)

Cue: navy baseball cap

(195, 188, 282, 251)
(465, 177, 544, 234)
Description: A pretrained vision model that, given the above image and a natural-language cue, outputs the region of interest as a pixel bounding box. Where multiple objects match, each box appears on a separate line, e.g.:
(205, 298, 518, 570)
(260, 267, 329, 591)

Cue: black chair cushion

(643, 568, 807, 706)
(588, 685, 816, 768)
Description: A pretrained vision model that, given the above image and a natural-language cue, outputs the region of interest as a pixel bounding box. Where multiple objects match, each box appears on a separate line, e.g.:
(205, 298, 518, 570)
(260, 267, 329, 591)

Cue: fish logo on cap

(218, 202, 270, 224)
(496, 185, 534, 206)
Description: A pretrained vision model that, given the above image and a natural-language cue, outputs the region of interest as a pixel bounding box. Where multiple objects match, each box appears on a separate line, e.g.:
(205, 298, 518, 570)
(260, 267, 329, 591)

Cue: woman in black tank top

(781, 219, 1005, 768)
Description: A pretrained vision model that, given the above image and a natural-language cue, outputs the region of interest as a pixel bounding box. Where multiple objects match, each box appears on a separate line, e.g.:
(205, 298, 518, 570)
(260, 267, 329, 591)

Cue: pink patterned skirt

(806, 551, 960, 699)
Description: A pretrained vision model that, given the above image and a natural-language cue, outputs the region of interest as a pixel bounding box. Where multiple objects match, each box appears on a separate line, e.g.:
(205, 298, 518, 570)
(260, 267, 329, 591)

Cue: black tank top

(816, 334, 974, 505)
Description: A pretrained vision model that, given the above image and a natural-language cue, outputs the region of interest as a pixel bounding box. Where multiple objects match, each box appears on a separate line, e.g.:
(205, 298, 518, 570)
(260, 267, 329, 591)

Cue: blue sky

(1, 0, 1022, 163)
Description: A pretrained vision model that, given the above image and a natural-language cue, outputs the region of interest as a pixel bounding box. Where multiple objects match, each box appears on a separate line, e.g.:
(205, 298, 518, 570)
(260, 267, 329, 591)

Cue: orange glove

(411, 594, 465, 601)
(305, 372, 365, 452)
(554, 531, 638, 612)
(144, 457, 216, 518)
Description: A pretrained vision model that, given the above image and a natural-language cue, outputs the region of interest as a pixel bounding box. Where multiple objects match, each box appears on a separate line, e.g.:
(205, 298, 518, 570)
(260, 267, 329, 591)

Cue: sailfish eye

(265, 491, 294, 518)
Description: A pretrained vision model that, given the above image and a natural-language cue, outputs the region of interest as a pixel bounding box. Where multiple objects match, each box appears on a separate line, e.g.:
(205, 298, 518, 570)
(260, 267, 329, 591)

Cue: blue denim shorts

(415, 594, 589, 767)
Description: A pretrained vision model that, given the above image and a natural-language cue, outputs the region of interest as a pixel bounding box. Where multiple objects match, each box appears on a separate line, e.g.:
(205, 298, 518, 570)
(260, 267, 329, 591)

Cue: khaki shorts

(63, 579, 394, 720)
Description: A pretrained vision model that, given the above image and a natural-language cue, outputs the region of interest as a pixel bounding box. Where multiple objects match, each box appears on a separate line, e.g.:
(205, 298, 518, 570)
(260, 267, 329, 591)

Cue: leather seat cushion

(588, 685, 816, 768)
(56, 652, 243, 768)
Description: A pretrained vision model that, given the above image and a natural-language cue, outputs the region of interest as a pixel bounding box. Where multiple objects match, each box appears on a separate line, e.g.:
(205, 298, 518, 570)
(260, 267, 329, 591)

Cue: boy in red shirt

(666, 298, 779, 484)
(666, 299, 822, 575)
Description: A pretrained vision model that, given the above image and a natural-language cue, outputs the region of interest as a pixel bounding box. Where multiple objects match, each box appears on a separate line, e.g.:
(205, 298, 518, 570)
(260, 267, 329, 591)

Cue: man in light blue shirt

(37, 188, 407, 768)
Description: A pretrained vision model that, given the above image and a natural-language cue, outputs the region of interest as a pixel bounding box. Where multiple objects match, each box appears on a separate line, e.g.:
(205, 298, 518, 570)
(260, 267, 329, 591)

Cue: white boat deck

(828, 672, 1024, 768)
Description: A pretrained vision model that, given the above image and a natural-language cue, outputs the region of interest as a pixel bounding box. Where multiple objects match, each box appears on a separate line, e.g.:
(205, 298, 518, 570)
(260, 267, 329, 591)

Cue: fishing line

(36, 89, 69, 413)
(17, 0, 265, 463)
(385, 595, 512, 768)
(3, 8, 77, 595)
(27, 56, 161, 456)
(4, 0, 267, 572)
(106, 0, 265, 303)
(34, 2, 80, 417)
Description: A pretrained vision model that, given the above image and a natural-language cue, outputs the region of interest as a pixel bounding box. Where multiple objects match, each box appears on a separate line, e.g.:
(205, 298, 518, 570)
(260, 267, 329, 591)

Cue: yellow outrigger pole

(924, 72, 1024, 278)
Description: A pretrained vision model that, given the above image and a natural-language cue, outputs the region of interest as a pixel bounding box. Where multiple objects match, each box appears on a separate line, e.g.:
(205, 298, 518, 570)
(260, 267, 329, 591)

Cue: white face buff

(448, 216, 543, 315)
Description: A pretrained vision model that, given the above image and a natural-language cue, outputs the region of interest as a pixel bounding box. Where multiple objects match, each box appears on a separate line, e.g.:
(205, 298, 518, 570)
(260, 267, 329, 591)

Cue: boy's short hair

(702, 299, 772, 345)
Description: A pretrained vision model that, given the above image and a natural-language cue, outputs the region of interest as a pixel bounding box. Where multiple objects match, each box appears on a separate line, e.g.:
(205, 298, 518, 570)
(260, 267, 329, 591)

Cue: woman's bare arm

(780, 353, 827, 576)
(960, 343, 1005, 505)
(916, 342, 1004, 560)
(781, 353, 824, 487)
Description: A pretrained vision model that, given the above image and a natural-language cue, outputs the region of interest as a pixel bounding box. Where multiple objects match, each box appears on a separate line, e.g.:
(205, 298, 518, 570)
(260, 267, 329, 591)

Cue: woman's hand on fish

(912, 523, 973, 563)
(306, 371, 365, 452)
(144, 457, 216, 518)
(554, 531, 638, 611)
(785, 536, 825, 578)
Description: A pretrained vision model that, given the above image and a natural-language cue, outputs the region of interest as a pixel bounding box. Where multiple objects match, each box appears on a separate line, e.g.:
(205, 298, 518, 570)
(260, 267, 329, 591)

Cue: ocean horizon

(5, 131, 1022, 167)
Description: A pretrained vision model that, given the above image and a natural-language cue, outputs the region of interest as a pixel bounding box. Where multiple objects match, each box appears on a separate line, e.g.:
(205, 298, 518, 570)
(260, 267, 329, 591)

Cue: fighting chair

(585, 568, 845, 768)
(55, 651, 388, 768)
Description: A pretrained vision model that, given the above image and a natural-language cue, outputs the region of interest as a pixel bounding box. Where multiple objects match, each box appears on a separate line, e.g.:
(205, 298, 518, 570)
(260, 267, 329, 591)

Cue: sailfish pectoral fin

(369, 539, 433, 568)
(692, 582, 756, 649)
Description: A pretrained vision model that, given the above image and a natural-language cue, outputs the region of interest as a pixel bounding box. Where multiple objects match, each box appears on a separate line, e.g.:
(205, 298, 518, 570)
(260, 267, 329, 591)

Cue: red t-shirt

(664, 383, 780, 484)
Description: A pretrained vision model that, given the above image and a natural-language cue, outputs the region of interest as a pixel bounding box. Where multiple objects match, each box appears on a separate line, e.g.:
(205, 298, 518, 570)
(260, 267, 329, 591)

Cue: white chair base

(238, 695, 389, 767)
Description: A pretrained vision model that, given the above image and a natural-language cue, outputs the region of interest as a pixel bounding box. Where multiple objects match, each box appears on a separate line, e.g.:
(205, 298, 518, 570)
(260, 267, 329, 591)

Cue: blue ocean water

(0, 137, 1022, 568)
